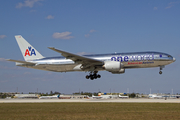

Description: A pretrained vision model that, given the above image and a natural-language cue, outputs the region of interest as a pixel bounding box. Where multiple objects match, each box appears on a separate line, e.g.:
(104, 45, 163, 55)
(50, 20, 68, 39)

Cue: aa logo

(24, 46, 36, 56)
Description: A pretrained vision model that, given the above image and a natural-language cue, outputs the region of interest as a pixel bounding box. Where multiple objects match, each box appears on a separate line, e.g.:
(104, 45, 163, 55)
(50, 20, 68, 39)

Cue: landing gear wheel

(90, 76, 94, 80)
(93, 73, 97, 79)
(85, 71, 101, 80)
(86, 75, 89, 79)
(159, 71, 162, 74)
(97, 74, 101, 78)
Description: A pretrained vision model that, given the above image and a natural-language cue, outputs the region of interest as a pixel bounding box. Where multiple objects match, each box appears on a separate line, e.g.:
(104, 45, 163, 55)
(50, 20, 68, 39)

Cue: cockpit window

(168, 55, 172, 58)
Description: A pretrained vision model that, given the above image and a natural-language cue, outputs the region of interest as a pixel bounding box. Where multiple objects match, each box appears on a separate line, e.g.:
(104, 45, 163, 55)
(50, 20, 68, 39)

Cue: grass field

(0, 103, 180, 120)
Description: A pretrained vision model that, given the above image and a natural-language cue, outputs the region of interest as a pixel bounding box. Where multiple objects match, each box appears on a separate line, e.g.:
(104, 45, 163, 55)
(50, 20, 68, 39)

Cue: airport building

(149, 94, 180, 99)
(59, 94, 87, 99)
(39, 94, 87, 99)
(1, 92, 180, 99)
(14, 94, 39, 99)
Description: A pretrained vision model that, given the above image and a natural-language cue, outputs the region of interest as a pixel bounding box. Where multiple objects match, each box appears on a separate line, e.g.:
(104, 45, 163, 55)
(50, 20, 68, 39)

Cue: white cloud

(0, 35, 6, 39)
(16, 0, 43, 8)
(52, 32, 74, 39)
(85, 34, 90, 38)
(165, 5, 173, 9)
(84, 29, 96, 37)
(165, 2, 180, 9)
(153, 7, 157, 10)
(46, 15, 54, 19)
(90, 29, 96, 33)
(0, 58, 6, 62)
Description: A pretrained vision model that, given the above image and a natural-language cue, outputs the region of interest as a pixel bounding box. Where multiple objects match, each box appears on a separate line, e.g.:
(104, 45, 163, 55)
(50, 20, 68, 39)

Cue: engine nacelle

(111, 68, 125, 74)
(103, 61, 125, 74)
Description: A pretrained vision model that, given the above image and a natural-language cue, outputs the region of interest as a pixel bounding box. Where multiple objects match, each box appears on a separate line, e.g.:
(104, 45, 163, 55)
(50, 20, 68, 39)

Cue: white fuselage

(17, 51, 175, 72)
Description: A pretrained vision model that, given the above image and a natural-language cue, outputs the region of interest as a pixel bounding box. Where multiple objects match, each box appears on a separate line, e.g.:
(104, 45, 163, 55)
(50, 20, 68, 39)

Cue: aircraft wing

(6, 59, 36, 65)
(48, 47, 103, 65)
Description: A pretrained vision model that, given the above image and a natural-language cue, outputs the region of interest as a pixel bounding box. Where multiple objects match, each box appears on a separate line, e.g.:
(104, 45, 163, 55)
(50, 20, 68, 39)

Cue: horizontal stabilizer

(6, 59, 36, 65)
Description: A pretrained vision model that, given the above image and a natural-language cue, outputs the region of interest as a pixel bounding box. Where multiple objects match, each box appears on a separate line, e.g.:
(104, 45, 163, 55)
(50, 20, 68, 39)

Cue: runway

(0, 98, 180, 103)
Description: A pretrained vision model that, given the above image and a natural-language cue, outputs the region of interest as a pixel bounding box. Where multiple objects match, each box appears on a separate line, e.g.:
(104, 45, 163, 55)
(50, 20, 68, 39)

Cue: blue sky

(0, 0, 180, 94)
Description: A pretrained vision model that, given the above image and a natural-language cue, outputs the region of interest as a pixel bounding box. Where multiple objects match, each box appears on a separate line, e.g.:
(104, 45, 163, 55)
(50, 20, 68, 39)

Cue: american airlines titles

(111, 54, 154, 64)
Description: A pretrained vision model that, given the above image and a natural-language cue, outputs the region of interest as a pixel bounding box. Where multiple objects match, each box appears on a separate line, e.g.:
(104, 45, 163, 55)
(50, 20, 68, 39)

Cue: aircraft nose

(173, 57, 176, 62)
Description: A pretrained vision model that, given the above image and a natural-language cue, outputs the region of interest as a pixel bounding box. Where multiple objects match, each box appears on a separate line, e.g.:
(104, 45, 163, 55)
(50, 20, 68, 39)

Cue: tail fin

(15, 35, 44, 61)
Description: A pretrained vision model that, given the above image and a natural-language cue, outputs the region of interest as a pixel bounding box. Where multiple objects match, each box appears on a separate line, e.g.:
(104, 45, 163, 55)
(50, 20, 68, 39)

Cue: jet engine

(103, 61, 125, 74)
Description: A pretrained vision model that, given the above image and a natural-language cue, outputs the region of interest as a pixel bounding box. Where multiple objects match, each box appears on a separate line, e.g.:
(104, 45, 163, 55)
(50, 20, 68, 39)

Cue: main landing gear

(86, 71, 101, 80)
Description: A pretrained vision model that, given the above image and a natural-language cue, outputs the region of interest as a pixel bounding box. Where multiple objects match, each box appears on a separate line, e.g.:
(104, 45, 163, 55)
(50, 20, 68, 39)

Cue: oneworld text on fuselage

(111, 54, 154, 62)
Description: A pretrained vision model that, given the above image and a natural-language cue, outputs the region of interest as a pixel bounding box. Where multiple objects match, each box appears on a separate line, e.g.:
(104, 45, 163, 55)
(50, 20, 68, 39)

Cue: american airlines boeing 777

(7, 35, 176, 80)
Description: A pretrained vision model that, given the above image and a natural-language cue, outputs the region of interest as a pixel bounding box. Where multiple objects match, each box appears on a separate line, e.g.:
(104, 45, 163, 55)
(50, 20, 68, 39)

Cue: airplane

(92, 95, 103, 99)
(149, 94, 163, 99)
(119, 95, 129, 98)
(39, 94, 59, 99)
(7, 35, 176, 80)
(92, 94, 125, 99)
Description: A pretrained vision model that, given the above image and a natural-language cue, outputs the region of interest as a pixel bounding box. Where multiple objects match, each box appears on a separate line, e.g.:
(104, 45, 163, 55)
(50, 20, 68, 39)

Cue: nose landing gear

(86, 71, 101, 80)
(159, 66, 164, 75)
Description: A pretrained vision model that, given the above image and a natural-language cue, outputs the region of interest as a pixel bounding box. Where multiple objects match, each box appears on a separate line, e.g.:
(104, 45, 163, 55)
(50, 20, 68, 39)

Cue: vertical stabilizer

(15, 35, 44, 61)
